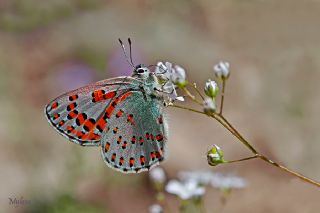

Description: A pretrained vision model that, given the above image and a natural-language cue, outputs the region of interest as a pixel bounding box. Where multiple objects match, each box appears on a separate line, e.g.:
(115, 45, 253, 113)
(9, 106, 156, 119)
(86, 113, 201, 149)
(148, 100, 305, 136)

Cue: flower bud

(149, 204, 163, 213)
(204, 79, 219, 98)
(155, 62, 167, 75)
(207, 144, 225, 166)
(172, 65, 187, 88)
(149, 167, 166, 192)
(149, 167, 166, 184)
(214, 61, 230, 80)
(203, 98, 216, 114)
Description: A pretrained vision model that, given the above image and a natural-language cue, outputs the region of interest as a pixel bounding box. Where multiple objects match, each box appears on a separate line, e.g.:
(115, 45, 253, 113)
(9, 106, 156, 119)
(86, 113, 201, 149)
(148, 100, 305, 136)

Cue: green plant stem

(159, 194, 172, 213)
(257, 155, 320, 187)
(219, 80, 226, 115)
(182, 87, 203, 105)
(169, 104, 320, 188)
(225, 155, 259, 164)
(190, 83, 205, 101)
(218, 115, 258, 154)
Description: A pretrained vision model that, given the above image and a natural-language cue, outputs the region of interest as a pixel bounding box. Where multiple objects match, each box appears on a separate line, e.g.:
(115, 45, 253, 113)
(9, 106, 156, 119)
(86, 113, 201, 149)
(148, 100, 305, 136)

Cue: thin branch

(225, 155, 259, 164)
(219, 79, 226, 115)
(169, 104, 256, 153)
(217, 114, 258, 154)
(257, 155, 320, 187)
(169, 104, 320, 188)
(190, 83, 205, 101)
(182, 87, 203, 105)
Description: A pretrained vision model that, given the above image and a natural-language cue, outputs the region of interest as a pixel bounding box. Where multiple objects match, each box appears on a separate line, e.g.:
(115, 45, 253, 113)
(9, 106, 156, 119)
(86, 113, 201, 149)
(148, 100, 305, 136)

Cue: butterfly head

(133, 64, 151, 79)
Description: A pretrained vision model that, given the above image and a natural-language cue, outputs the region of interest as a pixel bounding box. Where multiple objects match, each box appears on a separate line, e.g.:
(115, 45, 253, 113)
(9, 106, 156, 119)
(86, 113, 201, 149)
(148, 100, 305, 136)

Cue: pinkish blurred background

(1, 0, 320, 212)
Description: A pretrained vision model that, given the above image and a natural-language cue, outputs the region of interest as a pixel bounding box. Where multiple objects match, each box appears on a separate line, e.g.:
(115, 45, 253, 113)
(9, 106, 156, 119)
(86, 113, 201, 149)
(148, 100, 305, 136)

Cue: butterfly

(45, 39, 168, 173)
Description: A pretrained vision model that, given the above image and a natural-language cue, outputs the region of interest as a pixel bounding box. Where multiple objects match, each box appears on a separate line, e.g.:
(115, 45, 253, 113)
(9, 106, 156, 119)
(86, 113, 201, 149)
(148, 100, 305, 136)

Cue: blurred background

(1, 0, 320, 212)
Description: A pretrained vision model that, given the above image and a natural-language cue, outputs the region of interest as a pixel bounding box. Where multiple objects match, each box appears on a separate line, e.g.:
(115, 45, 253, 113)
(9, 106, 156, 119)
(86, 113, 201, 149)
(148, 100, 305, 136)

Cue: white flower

(149, 204, 163, 213)
(155, 61, 187, 101)
(149, 167, 166, 184)
(155, 61, 172, 80)
(176, 170, 247, 191)
(214, 61, 230, 80)
(165, 179, 205, 200)
(155, 62, 167, 75)
(178, 170, 215, 185)
(162, 81, 178, 100)
(203, 98, 216, 114)
(155, 61, 187, 85)
(204, 79, 219, 98)
(175, 96, 185, 101)
(171, 65, 186, 85)
(161, 76, 184, 102)
(210, 173, 247, 189)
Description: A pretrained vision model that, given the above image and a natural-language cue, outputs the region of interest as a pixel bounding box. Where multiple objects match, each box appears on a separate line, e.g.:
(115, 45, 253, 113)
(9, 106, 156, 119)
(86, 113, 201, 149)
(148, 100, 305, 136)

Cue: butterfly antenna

(118, 38, 135, 68)
(128, 38, 134, 66)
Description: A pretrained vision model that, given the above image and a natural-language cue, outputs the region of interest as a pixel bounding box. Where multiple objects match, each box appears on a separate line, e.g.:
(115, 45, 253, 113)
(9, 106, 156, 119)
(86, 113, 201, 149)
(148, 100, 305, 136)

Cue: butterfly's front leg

(139, 84, 149, 102)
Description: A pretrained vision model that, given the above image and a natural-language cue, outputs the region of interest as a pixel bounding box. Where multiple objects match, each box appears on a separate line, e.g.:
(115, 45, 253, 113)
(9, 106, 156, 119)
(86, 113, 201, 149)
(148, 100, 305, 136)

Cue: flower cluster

(149, 204, 163, 213)
(155, 61, 186, 102)
(149, 167, 246, 202)
(202, 61, 230, 114)
(149, 167, 206, 200)
(166, 179, 206, 200)
(178, 170, 247, 190)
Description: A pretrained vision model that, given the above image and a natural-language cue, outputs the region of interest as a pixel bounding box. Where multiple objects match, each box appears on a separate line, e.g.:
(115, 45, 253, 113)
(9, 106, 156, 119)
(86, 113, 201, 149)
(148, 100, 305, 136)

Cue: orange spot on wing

(96, 119, 107, 132)
(104, 91, 132, 119)
(111, 153, 116, 162)
(81, 132, 100, 140)
(67, 102, 77, 111)
(103, 91, 116, 99)
(127, 114, 135, 125)
(70, 129, 85, 139)
(67, 110, 78, 119)
(119, 157, 124, 165)
(113, 127, 118, 133)
(76, 113, 86, 125)
(150, 152, 156, 160)
(117, 136, 122, 144)
(121, 142, 127, 149)
(66, 126, 75, 133)
(139, 137, 144, 145)
(92, 90, 116, 102)
(156, 134, 164, 142)
(83, 119, 95, 132)
(119, 92, 132, 101)
(116, 110, 124, 118)
(69, 95, 79, 101)
(140, 156, 145, 165)
(146, 133, 150, 140)
(150, 134, 154, 141)
(105, 142, 110, 152)
(53, 113, 59, 120)
(155, 151, 162, 159)
(129, 158, 135, 167)
(58, 120, 65, 127)
(51, 102, 58, 109)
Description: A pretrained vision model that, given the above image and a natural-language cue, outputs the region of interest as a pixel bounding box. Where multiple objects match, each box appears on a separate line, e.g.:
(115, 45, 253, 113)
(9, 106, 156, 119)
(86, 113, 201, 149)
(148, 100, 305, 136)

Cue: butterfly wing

(45, 77, 140, 146)
(101, 90, 167, 173)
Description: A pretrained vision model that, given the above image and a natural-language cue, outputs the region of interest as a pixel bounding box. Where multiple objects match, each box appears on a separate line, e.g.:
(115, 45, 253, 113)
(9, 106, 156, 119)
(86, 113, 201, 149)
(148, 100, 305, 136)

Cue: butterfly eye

(137, 69, 145, 74)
